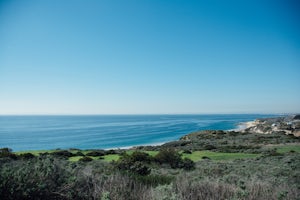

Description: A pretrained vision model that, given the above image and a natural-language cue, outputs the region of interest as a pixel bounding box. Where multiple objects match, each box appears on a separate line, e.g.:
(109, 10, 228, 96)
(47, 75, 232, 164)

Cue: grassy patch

(15, 149, 261, 162)
(68, 156, 102, 161)
(68, 156, 83, 162)
(144, 151, 159, 156)
(276, 145, 300, 153)
(68, 154, 121, 162)
(182, 151, 259, 162)
(103, 154, 120, 162)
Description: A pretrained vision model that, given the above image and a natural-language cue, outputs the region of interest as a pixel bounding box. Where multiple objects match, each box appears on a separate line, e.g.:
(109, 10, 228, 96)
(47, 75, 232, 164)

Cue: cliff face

(244, 115, 300, 137)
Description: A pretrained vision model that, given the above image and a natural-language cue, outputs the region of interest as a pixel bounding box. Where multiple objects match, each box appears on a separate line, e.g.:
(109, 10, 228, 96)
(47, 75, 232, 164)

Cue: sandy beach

(235, 120, 258, 131)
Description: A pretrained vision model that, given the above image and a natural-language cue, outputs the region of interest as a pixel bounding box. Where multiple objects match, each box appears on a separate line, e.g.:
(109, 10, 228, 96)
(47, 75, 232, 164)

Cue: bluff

(244, 115, 300, 137)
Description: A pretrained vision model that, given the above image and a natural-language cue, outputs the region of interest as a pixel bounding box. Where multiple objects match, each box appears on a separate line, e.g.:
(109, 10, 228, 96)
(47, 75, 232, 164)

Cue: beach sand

(234, 120, 258, 131)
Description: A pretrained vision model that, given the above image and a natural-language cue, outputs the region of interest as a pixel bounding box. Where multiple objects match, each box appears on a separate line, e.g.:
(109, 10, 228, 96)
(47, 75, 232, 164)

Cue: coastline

(1, 114, 282, 152)
(105, 142, 166, 150)
(234, 120, 258, 131)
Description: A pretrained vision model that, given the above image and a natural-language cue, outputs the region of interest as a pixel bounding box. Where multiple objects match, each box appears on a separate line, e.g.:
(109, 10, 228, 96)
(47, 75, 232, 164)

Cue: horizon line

(0, 112, 294, 116)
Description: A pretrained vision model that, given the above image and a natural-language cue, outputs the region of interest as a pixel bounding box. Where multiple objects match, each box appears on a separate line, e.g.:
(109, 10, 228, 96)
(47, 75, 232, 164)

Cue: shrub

(135, 174, 174, 186)
(106, 149, 117, 154)
(180, 158, 195, 170)
(18, 153, 35, 159)
(114, 152, 151, 176)
(262, 149, 282, 157)
(0, 156, 71, 199)
(162, 141, 191, 148)
(154, 149, 182, 168)
(51, 150, 74, 157)
(129, 161, 151, 176)
(183, 149, 192, 154)
(203, 144, 216, 150)
(79, 156, 93, 162)
(0, 148, 12, 154)
(130, 151, 152, 163)
(75, 151, 85, 156)
(86, 151, 105, 157)
(0, 148, 17, 159)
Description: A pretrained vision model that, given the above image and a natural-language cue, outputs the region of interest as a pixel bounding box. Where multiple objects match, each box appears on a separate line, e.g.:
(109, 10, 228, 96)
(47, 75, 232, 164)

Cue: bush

(129, 161, 151, 176)
(0, 148, 17, 159)
(130, 151, 152, 163)
(79, 156, 93, 162)
(114, 152, 151, 176)
(180, 158, 195, 170)
(0, 156, 71, 199)
(154, 149, 195, 170)
(18, 153, 35, 159)
(154, 149, 182, 168)
(75, 151, 84, 156)
(51, 150, 74, 157)
(0, 148, 12, 154)
(106, 149, 117, 154)
(262, 149, 282, 157)
(203, 144, 216, 150)
(86, 151, 105, 157)
(136, 174, 174, 186)
(183, 149, 192, 154)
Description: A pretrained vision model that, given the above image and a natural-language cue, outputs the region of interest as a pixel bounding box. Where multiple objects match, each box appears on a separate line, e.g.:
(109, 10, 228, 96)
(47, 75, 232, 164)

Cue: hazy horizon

(0, 112, 292, 116)
(1, 0, 299, 114)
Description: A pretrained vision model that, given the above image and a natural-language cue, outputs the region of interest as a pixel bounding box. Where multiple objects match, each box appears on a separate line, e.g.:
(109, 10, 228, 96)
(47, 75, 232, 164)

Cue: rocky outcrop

(243, 115, 300, 137)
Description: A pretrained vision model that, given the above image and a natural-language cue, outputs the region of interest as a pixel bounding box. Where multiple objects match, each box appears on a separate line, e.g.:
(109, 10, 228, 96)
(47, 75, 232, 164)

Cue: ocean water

(0, 114, 276, 151)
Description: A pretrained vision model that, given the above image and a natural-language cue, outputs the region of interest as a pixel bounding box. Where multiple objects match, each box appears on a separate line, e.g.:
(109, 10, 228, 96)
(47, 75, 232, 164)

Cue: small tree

(115, 152, 151, 176)
(154, 148, 182, 168)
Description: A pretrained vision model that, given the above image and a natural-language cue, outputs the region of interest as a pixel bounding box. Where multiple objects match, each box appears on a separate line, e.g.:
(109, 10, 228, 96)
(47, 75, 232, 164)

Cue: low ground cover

(14, 149, 262, 162)
(2, 133, 298, 199)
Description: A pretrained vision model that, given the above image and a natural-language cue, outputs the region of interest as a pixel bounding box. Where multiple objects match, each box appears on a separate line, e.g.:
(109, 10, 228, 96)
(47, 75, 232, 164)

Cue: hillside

(244, 115, 300, 136)
(0, 115, 300, 200)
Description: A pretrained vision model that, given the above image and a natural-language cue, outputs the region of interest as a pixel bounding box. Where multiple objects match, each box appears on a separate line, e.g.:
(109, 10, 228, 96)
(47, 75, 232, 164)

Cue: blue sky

(0, 0, 299, 114)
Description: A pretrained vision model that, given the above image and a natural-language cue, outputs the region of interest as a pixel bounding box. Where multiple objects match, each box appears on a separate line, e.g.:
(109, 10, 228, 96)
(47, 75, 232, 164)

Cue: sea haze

(0, 114, 277, 151)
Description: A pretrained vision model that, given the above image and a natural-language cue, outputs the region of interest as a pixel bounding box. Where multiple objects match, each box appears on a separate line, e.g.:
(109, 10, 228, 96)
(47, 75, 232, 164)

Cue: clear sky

(0, 0, 299, 114)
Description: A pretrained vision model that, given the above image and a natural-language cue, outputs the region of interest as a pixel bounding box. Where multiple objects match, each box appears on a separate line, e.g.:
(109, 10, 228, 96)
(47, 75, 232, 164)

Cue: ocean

(0, 114, 277, 151)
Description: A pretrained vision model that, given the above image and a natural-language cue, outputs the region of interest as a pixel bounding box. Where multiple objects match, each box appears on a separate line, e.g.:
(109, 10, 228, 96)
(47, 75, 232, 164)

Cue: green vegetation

(182, 151, 259, 161)
(1, 130, 299, 200)
(102, 154, 120, 162)
(15, 149, 261, 163)
(276, 145, 300, 153)
(155, 130, 300, 153)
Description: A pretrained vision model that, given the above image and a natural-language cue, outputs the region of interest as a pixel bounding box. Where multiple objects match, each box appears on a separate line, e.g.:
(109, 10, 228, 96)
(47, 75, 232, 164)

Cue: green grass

(15, 149, 262, 162)
(144, 151, 159, 156)
(182, 151, 259, 162)
(68, 154, 121, 162)
(68, 156, 105, 162)
(68, 156, 82, 161)
(276, 145, 300, 153)
(103, 154, 120, 162)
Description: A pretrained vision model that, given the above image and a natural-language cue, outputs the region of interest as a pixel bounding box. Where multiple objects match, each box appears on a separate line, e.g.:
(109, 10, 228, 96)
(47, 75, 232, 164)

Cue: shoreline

(1, 114, 278, 152)
(105, 142, 166, 150)
(11, 120, 258, 152)
(234, 120, 258, 131)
